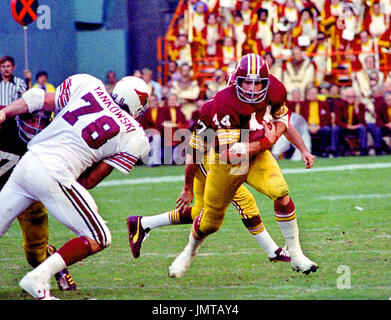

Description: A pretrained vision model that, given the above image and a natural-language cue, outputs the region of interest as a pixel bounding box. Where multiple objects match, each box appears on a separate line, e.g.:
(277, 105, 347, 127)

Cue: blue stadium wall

(0, 0, 178, 86)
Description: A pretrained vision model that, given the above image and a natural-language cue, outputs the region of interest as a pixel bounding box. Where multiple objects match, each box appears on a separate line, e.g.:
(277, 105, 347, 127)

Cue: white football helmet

(111, 76, 150, 118)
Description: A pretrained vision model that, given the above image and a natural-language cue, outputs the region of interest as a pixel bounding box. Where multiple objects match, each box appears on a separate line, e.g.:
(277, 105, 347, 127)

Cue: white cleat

(291, 255, 319, 275)
(168, 245, 198, 278)
(19, 273, 59, 300)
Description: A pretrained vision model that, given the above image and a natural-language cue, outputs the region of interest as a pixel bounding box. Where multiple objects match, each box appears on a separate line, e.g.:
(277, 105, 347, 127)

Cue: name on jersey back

(94, 86, 136, 133)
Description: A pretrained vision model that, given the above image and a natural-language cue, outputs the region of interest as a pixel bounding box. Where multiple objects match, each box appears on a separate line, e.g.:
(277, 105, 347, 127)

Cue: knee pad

(269, 189, 289, 202)
(198, 211, 224, 235)
(266, 180, 289, 202)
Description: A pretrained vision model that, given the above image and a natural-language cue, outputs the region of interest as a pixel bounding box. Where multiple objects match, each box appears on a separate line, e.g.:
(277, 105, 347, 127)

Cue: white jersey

(249, 105, 289, 132)
(28, 74, 150, 187)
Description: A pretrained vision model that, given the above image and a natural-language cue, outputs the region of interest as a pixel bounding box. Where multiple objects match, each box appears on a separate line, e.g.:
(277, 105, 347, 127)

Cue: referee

(0, 55, 31, 107)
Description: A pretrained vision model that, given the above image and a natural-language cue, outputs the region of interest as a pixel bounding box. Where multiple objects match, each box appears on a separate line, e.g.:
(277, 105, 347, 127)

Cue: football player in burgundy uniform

(126, 83, 314, 263)
(127, 97, 309, 262)
(167, 53, 318, 277)
(0, 107, 76, 291)
(0, 75, 150, 299)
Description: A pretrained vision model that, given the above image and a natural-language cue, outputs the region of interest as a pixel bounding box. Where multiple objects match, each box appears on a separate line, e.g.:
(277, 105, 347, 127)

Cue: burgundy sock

(241, 215, 262, 228)
(274, 197, 295, 216)
(180, 207, 194, 224)
(58, 236, 93, 266)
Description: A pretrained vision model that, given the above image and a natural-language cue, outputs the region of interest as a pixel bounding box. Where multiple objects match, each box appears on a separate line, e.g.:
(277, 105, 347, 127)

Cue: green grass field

(1, 155, 390, 300)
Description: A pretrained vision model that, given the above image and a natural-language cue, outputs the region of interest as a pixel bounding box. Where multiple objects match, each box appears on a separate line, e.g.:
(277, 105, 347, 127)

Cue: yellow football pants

(246, 151, 289, 202)
(191, 164, 260, 221)
(17, 201, 49, 268)
(200, 159, 248, 234)
(199, 150, 289, 235)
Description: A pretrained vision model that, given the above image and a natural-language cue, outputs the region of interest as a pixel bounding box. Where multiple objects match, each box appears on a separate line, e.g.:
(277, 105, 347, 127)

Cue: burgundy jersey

(212, 75, 287, 128)
(191, 75, 288, 152)
(252, 74, 288, 121)
(189, 100, 215, 153)
(210, 85, 255, 131)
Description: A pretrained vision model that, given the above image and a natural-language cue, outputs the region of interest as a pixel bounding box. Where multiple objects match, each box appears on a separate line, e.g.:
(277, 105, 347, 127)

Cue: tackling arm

(248, 120, 286, 159)
(176, 150, 200, 212)
(0, 90, 56, 124)
(77, 161, 114, 190)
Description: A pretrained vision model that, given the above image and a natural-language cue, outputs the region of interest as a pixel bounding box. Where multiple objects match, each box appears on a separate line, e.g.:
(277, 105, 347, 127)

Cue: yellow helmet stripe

(251, 53, 256, 74)
(247, 53, 262, 75)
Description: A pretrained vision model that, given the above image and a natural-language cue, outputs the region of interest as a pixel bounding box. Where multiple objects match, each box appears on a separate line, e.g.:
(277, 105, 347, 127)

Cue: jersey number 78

(62, 93, 120, 149)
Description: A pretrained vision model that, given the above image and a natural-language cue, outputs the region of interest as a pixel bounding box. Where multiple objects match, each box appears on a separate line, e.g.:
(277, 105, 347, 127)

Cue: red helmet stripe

(134, 89, 149, 106)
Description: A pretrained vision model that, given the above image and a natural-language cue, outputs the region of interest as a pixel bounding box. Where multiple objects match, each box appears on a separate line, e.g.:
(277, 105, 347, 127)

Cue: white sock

(252, 229, 279, 257)
(187, 232, 204, 255)
(141, 212, 172, 230)
(277, 219, 304, 261)
(29, 252, 66, 283)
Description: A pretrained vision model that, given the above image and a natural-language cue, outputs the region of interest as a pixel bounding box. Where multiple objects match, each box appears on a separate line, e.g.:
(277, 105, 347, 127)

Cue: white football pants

(272, 112, 312, 161)
(0, 152, 111, 247)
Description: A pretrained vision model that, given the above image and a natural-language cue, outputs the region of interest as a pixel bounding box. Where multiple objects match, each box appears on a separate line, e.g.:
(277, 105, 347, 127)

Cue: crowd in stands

(139, 0, 391, 165)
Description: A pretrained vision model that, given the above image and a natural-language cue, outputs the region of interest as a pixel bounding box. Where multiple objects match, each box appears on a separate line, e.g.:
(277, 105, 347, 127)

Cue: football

(249, 129, 265, 142)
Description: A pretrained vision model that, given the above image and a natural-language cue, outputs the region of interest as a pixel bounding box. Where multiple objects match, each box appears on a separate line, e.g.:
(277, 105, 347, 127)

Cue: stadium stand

(147, 0, 391, 161)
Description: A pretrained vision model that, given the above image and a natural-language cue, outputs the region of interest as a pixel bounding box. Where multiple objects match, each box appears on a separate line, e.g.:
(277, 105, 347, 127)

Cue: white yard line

(98, 175, 185, 187)
(281, 162, 391, 174)
(97, 162, 391, 188)
(318, 193, 391, 200)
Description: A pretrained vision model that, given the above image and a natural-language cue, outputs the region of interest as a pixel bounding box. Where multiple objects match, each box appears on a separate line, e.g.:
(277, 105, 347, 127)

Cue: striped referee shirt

(0, 75, 27, 106)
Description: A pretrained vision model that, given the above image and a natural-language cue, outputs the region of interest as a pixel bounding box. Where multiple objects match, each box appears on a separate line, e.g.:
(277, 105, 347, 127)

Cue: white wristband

(22, 88, 45, 113)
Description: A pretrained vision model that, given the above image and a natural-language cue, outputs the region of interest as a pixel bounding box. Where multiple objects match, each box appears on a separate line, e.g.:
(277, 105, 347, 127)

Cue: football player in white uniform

(0, 74, 150, 300)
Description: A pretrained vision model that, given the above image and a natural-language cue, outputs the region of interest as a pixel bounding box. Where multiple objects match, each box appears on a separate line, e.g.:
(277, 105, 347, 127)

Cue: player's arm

(176, 152, 198, 212)
(270, 102, 289, 139)
(268, 85, 290, 142)
(247, 120, 279, 159)
(247, 93, 290, 158)
(284, 125, 314, 169)
(271, 120, 287, 141)
(176, 118, 209, 212)
(223, 119, 284, 161)
(77, 161, 114, 190)
(0, 89, 56, 123)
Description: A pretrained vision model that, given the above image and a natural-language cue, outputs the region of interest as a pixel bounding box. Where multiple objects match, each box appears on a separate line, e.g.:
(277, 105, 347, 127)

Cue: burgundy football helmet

(233, 53, 270, 103)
